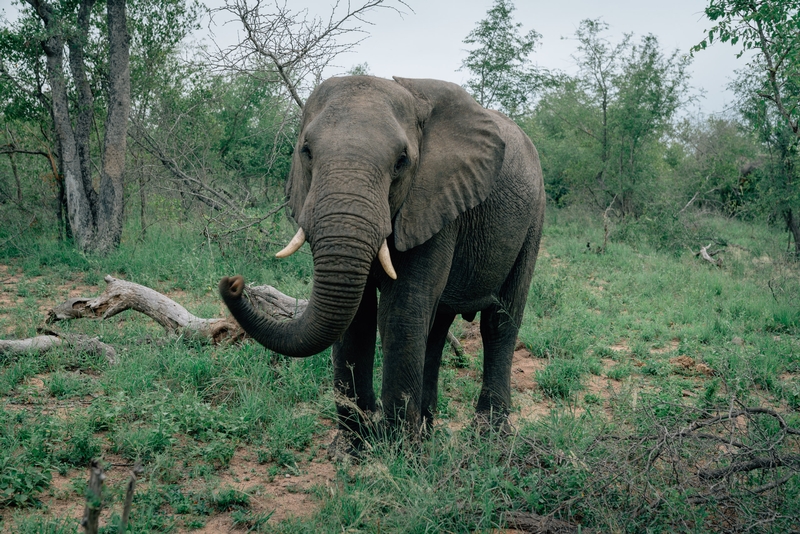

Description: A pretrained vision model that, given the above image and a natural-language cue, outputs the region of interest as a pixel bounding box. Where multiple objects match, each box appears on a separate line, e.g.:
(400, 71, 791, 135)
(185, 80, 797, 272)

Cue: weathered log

(47, 275, 309, 344)
(44, 275, 464, 353)
(0, 332, 116, 364)
(48, 275, 244, 343)
(247, 284, 308, 320)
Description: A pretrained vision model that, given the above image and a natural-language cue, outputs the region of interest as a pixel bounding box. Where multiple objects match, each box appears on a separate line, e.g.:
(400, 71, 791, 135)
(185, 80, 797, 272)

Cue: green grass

(0, 206, 799, 532)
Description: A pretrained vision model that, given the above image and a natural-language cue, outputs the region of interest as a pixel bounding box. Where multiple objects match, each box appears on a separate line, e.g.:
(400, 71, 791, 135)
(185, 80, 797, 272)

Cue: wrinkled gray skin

(220, 76, 545, 446)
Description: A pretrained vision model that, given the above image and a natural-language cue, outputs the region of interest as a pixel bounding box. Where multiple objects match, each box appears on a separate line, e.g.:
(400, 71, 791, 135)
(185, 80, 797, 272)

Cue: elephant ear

(285, 137, 310, 224)
(392, 77, 505, 252)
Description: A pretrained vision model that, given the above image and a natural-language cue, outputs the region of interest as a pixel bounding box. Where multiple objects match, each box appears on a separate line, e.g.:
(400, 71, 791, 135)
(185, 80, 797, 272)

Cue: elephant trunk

(220, 190, 387, 358)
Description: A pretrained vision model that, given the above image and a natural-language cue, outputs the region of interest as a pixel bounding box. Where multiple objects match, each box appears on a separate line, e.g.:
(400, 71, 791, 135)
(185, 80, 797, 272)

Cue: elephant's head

(220, 76, 505, 357)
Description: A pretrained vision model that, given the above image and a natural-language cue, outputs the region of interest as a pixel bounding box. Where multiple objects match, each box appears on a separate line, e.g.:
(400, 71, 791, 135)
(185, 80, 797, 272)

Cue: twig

(698, 455, 800, 480)
(119, 461, 143, 534)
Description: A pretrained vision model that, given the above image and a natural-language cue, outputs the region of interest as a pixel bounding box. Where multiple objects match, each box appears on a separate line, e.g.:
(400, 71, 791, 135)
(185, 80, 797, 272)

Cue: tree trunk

(96, 0, 130, 254)
(28, 0, 130, 255)
(786, 209, 800, 256)
(139, 171, 147, 239)
(4, 127, 22, 202)
(66, 0, 99, 222)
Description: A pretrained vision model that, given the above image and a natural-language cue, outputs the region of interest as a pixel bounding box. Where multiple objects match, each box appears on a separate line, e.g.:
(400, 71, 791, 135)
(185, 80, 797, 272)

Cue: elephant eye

(301, 143, 312, 160)
(393, 151, 408, 174)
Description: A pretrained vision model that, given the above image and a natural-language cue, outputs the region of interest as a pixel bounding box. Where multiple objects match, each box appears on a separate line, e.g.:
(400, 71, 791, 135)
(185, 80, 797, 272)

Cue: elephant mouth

(275, 227, 397, 280)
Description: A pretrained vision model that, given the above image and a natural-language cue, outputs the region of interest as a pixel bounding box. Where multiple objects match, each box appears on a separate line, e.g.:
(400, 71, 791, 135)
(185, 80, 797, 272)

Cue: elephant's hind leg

(477, 225, 542, 426)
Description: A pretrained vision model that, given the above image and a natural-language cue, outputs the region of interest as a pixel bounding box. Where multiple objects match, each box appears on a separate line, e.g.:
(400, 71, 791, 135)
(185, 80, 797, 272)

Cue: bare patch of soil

(651, 338, 680, 355)
(512, 394, 553, 424)
(510, 348, 544, 392)
(610, 339, 629, 353)
(670, 355, 716, 376)
(215, 446, 337, 525)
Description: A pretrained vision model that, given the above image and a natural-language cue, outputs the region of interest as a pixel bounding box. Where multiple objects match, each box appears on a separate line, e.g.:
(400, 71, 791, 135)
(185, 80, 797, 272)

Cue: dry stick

(504, 511, 593, 534)
(119, 461, 143, 534)
(446, 331, 465, 358)
(698, 455, 800, 480)
(81, 460, 105, 534)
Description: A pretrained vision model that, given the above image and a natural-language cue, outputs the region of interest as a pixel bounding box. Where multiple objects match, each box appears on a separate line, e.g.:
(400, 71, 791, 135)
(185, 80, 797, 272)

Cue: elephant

(220, 75, 545, 452)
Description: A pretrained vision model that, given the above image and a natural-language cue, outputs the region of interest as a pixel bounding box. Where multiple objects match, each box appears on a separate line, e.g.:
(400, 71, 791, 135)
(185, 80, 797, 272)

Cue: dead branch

(129, 118, 238, 211)
(46, 275, 312, 344)
(447, 331, 464, 358)
(504, 511, 595, 533)
(47, 275, 243, 343)
(0, 332, 116, 364)
(698, 455, 800, 480)
(697, 243, 722, 267)
(81, 459, 105, 534)
(210, 0, 410, 108)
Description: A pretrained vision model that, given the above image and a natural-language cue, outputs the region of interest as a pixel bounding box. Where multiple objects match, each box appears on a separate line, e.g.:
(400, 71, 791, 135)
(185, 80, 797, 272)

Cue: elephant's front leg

(331, 281, 378, 446)
(377, 234, 453, 436)
(378, 310, 428, 435)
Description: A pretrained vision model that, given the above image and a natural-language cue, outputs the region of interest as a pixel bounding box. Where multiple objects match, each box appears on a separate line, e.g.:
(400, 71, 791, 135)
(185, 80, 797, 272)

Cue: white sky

(2, 0, 753, 115)
(199, 0, 755, 116)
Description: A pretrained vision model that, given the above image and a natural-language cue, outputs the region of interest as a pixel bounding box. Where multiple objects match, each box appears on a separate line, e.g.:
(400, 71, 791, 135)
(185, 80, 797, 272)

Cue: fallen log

(43, 275, 464, 353)
(48, 275, 243, 343)
(0, 331, 117, 364)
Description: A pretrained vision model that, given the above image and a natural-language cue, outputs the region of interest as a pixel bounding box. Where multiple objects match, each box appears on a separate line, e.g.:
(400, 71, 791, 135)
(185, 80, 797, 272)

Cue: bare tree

(209, 0, 410, 109)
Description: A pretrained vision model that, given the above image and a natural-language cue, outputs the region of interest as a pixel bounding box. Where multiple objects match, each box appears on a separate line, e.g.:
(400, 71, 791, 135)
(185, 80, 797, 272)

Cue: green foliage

(0, 453, 51, 508)
(460, 0, 542, 116)
(524, 19, 690, 218)
(536, 359, 586, 399)
(695, 0, 800, 251)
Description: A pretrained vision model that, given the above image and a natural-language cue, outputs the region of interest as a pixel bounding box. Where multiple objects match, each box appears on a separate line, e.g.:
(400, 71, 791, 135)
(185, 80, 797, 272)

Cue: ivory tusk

(378, 239, 397, 280)
(275, 228, 306, 258)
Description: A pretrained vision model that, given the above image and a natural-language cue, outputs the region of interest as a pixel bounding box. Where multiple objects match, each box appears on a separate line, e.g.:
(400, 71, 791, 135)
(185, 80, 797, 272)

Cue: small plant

(57, 425, 101, 467)
(0, 454, 51, 508)
(46, 371, 89, 399)
(231, 509, 273, 531)
(584, 393, 601, 405)
(641, 359, 671, 377)
(606, 363, 633, 381)
(536, 359, 586, 399)
(212, 487, 250, 512)
(593, 346, 614, 359)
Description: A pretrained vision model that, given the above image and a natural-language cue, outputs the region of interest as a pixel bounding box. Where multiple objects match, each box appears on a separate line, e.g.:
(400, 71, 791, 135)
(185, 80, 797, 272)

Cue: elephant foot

(327, 430, 368, 462)
(473, 411, 515, 436)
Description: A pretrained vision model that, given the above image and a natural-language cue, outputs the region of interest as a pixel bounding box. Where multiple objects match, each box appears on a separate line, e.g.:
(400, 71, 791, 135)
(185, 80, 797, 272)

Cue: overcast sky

(2, 0, 754, 115)
(198, 0, 755, 116)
